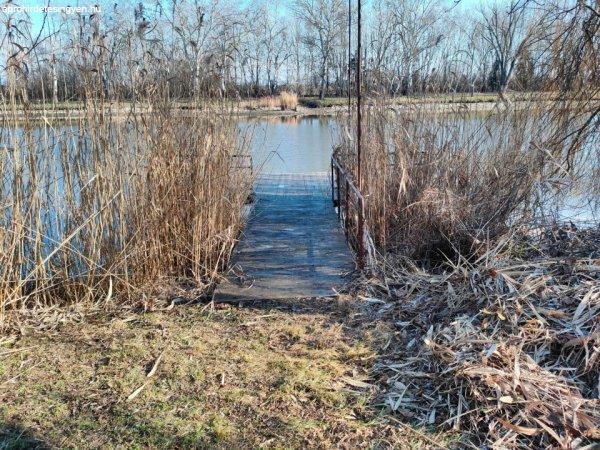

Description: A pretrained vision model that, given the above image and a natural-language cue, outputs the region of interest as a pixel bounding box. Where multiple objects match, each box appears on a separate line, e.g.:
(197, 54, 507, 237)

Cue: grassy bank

(2, 91, 580, 119)
(4, 227, 596, 449)
(298, 92, 516, 109)
(0, 297, 455, 449)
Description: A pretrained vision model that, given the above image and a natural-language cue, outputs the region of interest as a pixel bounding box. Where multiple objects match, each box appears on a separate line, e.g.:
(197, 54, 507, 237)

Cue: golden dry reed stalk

(244, 91, 298, 111)
(0, 67, 252, 329)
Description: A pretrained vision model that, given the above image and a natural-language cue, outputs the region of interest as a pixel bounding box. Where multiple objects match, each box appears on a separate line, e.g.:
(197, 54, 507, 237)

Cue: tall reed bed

(0, 89, 252, 328)
(243, 91, 299, 111)
(335, 99, 598, 263)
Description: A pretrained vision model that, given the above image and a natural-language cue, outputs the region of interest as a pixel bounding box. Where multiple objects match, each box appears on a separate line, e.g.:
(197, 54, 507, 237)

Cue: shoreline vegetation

(1, 0, 599, 448)
(0, 93, 254, 329)
(3, 92, 599, 120)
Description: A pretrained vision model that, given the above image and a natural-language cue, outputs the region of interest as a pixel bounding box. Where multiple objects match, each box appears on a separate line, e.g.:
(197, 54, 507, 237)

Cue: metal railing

(331, 155, 367, 269)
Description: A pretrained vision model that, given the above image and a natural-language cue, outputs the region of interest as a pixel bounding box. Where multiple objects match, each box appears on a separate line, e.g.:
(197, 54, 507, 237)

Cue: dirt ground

(0, 296, 453, 449)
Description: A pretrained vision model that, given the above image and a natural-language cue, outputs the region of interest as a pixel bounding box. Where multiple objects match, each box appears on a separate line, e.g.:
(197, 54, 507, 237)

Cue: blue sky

(13, 0, 492, 35)
(0, 0, 495, 78)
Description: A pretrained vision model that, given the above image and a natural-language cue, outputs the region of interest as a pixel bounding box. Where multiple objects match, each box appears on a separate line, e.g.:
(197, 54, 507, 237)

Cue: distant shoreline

(1, 94, 594, 121)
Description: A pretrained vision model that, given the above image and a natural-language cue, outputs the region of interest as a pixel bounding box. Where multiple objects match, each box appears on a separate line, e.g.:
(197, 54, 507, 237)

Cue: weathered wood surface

(214, 173, 354, 301)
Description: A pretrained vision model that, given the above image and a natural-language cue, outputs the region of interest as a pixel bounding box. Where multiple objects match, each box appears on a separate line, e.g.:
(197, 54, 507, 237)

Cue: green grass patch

(0, 301, 454, 448)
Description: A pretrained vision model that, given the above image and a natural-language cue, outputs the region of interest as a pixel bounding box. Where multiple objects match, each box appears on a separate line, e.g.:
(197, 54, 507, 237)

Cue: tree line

(1, 0, 598, 101)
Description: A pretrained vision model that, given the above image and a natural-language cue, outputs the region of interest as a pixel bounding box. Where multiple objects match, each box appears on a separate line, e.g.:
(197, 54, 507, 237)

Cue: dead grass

(0, 297, 454, 449)
(332, 95, 599, 447)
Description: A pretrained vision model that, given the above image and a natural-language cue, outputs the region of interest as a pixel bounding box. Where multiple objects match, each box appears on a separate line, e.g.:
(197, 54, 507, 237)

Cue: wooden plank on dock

(214, 173, 354, 301)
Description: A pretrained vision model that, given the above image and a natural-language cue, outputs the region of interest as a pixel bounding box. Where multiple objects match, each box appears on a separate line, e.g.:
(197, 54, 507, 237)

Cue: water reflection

(239, 115, 337, 174)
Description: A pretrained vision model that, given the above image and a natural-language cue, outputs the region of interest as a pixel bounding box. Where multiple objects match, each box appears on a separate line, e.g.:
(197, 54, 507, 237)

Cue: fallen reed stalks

(358, 225, 600, 448)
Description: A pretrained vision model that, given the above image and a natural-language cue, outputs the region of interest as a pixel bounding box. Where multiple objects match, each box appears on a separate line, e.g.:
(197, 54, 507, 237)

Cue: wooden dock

(214, 173, 354, 301)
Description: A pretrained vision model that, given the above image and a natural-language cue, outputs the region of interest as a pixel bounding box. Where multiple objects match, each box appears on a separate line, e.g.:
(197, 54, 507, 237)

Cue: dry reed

(361, 226, 600, 448)
(278, 91, 299, 110)
(243, 92, 299, 111)
(0, 38, 252, 329)
(335, 100, 598, 264)
(336, 0, 598, 265)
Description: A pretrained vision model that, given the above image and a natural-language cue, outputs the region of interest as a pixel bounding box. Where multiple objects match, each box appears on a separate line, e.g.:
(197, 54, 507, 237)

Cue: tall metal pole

(356, 0, 364, 269)
(347, 0, 351, 111)
(356, 0, 362, 190)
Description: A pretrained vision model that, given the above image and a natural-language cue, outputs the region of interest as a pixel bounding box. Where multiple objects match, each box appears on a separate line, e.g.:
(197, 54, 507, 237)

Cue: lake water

(239, 114, 598, 224)
(239, 115, 337, 174)
(2, 114, 598, 224)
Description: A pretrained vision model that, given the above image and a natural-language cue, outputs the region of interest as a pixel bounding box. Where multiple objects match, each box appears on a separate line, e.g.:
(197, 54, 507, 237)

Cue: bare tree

(1, 0, 593, 101)
(294, 0, 345, 99)
(479, 0, 545, 98)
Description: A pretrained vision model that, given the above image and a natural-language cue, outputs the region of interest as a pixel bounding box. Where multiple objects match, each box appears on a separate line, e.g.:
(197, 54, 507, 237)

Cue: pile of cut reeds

(358, 225, 600, 448)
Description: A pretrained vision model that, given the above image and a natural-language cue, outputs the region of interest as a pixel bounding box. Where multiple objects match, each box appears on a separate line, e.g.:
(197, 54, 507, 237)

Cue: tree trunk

(319, 58, 328, 100)
(52, 60, 59, 103)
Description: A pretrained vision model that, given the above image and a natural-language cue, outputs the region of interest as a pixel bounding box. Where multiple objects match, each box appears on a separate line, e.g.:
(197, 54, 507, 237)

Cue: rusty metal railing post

(357, 195, 365, 269)
(344, 179, 350, 239)
(331, 158, 335, 205)
(332, 155, 367, 270)
(336, 166, 341, 220)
